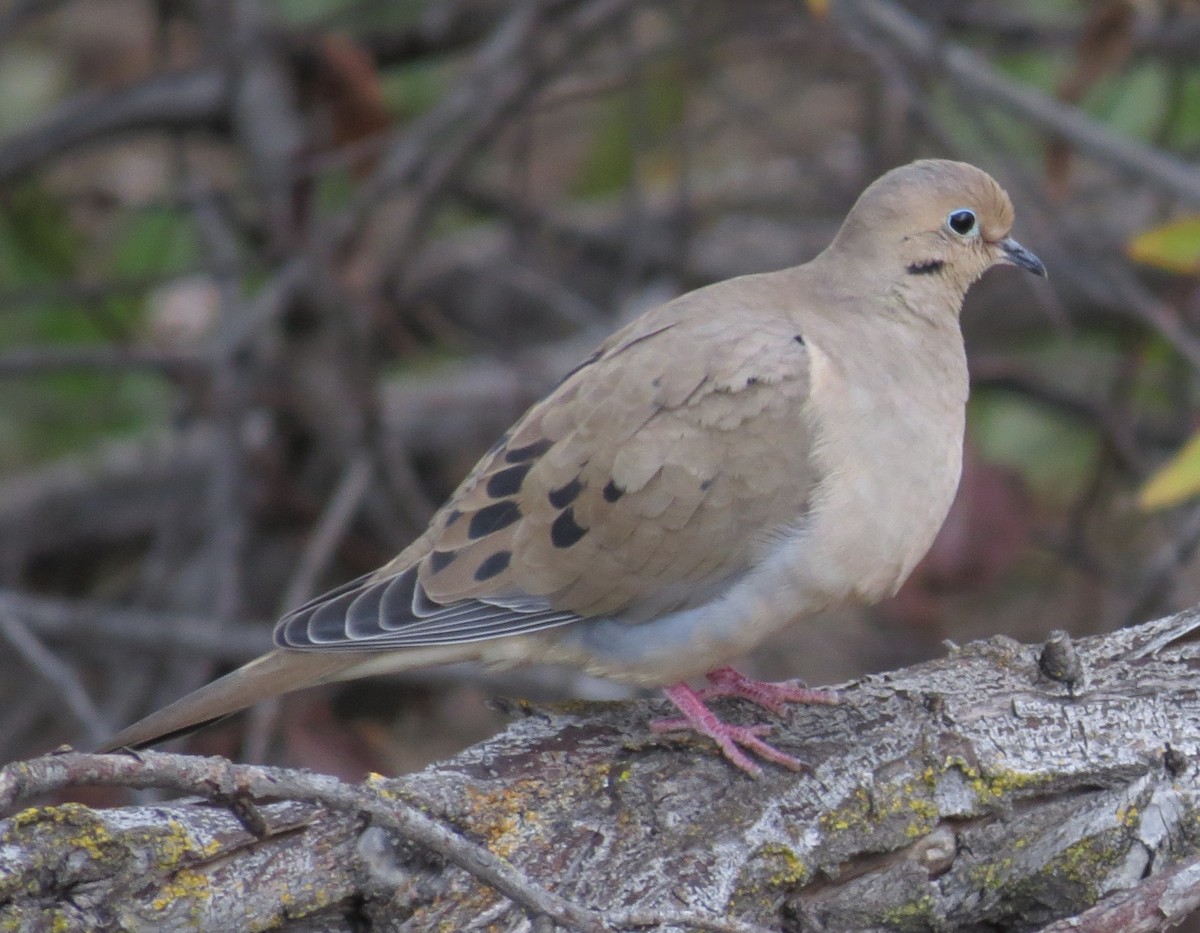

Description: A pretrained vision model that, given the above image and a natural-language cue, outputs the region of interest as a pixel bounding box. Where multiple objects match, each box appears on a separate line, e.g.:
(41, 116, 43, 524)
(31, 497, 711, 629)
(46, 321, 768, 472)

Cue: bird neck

(888, 269, 973, 328)
(807, 244, 970, 329)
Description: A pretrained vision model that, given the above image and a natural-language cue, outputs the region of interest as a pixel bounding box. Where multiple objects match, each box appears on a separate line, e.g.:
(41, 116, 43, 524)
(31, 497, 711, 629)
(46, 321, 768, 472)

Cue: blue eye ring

(947, 209, 978, 237)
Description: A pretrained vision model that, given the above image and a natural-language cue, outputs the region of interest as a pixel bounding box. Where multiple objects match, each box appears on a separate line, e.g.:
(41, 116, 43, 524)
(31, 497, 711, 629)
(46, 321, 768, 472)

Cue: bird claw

(655, 674, 835, 777)
(695, 666, 840, 714)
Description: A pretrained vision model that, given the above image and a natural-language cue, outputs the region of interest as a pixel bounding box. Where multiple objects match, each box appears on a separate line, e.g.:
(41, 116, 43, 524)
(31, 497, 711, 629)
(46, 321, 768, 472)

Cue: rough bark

(4, 608, 1200, 932)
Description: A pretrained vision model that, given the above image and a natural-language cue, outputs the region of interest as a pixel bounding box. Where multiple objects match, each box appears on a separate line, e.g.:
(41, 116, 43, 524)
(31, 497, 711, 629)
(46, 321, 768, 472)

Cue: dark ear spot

(551, 507, 588, 548)
(468, 500, 522, 539)
(906, 259, 945, 275)
(474, 550, 512, 582)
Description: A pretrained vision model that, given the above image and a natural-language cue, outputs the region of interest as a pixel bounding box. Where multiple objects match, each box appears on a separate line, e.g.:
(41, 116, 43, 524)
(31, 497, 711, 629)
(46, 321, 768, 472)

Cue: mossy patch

(941, 756, 1043, 806)
(881, 893, 939, 929)
(818, 768, 941, 840)
(728, 842, 811, 915)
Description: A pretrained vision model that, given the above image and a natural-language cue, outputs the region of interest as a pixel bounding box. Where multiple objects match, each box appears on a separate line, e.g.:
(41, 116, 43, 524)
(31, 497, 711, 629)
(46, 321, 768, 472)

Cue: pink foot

(695, 666, 839, 715)
(652, 675, 837, 777)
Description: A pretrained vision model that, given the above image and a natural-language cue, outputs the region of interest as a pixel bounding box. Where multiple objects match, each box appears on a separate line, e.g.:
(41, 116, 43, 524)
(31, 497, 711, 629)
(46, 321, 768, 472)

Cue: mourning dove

(101, 159, 1045, 775)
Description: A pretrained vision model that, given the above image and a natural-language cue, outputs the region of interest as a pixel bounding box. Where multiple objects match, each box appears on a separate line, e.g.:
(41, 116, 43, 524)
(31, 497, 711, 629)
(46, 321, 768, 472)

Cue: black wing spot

(907, 259, 945, 276)
(428, 549, 458, 574)
(474, 550, 512, 582)
(505, 438, 553, 464)
(602, 479, 624, 502)
(700, 478, 713, 491)
(746, 376, 759, 387)
(794, 334, 805, 345)
(486, 463, 533, 499)
(445, 509, 463, 528)
(548, 477, 583, 509)
(468, 500, 522, 539)
(551, 507, 588, 548)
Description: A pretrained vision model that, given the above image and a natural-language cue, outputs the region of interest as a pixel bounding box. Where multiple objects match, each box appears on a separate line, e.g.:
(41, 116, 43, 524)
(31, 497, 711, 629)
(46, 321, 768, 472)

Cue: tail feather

(96, 650, 367, 752)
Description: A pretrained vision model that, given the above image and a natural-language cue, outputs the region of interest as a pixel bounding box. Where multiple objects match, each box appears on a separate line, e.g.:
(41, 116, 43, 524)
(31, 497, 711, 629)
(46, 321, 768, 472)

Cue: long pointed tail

(96, 650, 367, 752)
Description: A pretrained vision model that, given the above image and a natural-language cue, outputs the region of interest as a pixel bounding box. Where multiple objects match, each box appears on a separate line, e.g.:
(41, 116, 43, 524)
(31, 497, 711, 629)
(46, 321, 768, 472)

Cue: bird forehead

(877, 161, 1015, 239)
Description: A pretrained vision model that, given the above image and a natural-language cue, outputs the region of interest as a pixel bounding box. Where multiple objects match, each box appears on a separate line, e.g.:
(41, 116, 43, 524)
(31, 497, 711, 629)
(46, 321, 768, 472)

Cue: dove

(101, 159, 1046, 775)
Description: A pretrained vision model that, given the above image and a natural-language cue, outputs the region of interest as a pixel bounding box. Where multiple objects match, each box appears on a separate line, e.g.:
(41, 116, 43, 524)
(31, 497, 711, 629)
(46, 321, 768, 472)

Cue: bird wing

(277, 280, 822, 651)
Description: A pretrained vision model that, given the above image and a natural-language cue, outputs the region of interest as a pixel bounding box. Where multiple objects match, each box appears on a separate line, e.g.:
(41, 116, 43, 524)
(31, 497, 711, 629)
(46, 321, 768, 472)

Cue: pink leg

(650, 683, 799, 778)
(651, 669, 840, 777)
(695, 666, 839, 715)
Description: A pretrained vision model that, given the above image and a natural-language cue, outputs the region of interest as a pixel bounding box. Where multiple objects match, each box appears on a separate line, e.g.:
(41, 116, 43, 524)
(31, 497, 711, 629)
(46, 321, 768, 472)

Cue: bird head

(827, 159, 1046, 307)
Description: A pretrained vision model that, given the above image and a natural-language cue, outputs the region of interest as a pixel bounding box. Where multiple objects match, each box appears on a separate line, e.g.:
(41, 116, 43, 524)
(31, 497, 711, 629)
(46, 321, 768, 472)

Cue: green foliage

(0, 181, 79, 286)
(1164, 71, 1200, 149)
(969, 392, 1099, 503)
(0, 190, 192, 469)
(381, 59, 446, 119)
(572, 57, 689, 199)
(102, 205, 201, 333)
(1085, 63, 1169, 141)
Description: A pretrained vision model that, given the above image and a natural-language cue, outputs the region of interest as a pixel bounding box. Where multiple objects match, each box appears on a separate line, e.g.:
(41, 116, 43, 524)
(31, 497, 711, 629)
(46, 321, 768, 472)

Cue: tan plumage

(102, 160, 1046, 769)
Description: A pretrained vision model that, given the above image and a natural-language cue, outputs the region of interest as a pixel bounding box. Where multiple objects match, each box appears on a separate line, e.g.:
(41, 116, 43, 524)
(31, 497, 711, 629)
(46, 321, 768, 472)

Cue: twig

(187, 174, 248, 632)
(0, 588, 271, 662)
(0, 68, 228, 184)
(835, 0, 1200, 205)
(280, 450, 376, 611)
(0, 0, 69, 46)
(0, 345, 207, 377)
(1122, 503, 1200, 627)
(0, 612, 110, 746)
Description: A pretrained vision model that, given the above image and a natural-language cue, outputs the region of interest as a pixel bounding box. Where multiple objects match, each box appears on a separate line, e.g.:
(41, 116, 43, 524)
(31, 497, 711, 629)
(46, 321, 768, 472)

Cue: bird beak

(999, 237, 1047, 278)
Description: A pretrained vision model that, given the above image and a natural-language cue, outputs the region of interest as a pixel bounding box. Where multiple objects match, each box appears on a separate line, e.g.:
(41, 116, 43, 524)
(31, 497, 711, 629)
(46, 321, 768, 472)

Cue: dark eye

(947, 209, 977, 237)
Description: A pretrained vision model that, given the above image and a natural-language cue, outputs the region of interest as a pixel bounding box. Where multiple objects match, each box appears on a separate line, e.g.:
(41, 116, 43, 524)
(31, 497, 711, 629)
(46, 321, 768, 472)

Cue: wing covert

(276, 285, 822, 652)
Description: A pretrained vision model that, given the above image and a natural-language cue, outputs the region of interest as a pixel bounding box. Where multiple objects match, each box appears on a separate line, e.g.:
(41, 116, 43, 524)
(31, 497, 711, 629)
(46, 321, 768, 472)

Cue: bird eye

(947, 209, 978, 237)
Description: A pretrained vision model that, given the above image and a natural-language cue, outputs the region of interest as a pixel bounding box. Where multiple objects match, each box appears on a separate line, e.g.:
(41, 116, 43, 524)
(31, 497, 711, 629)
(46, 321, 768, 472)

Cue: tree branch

(4, 608, 1200, 930)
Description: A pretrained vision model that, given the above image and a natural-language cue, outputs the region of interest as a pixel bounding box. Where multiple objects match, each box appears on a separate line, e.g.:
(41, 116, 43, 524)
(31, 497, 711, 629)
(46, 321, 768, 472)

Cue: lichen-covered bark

(3, 609, 1200, 932)
(0, 798, 354, 931)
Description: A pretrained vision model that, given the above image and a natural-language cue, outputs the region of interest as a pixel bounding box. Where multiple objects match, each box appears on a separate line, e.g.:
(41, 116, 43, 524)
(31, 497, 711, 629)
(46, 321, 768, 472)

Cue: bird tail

(96, 649, 386, 752)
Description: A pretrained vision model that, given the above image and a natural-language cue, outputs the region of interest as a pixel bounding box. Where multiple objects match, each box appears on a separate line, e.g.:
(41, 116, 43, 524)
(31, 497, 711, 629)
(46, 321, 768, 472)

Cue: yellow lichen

(728, 842, 812, 913)
(882, 893, 938, 927)
(461, 780, 551, 858)
(968, 855, 1014, 891)
(820, 770, 940, 839)
(1042, 832, 1124, 898)
(150, 867, 212, 911)
(941, 756, 1041, 804)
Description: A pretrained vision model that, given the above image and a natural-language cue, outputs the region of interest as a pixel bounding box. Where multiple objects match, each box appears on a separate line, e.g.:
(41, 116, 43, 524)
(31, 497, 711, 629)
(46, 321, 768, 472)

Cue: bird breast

(793, 318, 968, 606)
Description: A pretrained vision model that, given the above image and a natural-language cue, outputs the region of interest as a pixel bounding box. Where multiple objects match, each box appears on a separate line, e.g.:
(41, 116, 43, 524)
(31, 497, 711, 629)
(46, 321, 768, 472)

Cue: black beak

(1000, 237, 1047, 278)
